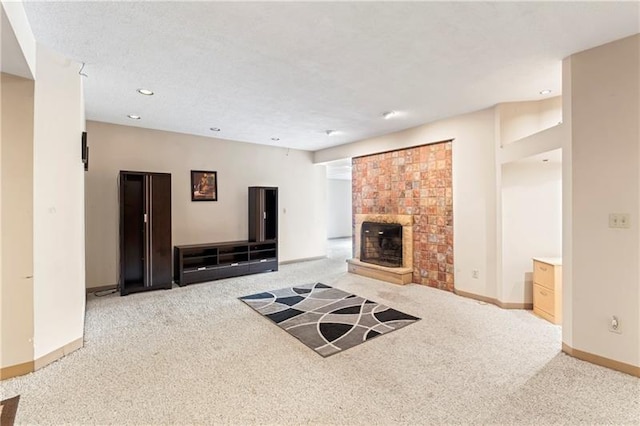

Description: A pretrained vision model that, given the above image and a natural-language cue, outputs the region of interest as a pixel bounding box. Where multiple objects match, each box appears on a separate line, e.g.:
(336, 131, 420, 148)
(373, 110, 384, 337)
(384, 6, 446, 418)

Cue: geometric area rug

(0, 395, 20, 426)
(239, 283, 420, 357)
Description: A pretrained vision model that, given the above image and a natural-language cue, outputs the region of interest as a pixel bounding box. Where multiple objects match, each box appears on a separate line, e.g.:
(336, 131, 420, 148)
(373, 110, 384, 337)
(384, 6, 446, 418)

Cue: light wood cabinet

(532, 258, 562, 324)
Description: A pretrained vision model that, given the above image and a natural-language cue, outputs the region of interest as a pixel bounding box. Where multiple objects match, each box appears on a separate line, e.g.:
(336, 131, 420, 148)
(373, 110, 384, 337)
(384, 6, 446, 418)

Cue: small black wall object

(81, 131, 88, 171)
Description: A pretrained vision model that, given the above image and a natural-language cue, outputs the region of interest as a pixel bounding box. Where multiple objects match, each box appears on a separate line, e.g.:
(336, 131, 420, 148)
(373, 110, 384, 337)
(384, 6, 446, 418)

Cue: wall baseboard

(499, 300, 534, 310)
(1, 337, 83, 381)
(0, 361, 34, 380)
(279, 256, 326, 265)
(86, 284, 117, 295)
(453, 288, 533, 310)
(34, 337, 83, 370)
(562, 343, 640, 378)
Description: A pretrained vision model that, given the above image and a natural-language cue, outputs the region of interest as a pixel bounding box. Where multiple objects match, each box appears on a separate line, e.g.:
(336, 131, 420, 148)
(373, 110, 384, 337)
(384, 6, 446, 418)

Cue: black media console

(173, 240, 277, 286)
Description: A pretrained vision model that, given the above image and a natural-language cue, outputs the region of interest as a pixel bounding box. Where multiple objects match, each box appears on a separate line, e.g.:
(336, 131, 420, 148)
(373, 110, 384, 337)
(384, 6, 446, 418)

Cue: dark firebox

(360, 222, 403, 267)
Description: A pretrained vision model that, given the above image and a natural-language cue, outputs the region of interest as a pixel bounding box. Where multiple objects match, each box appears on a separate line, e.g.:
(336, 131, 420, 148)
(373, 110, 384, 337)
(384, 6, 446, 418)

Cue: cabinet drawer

(182, 267, 220, 285)
(533, 261, 555, 289)
(217, 263, 250, 278)
(533, 284, 554, 316)
(249, 259, 278, 273)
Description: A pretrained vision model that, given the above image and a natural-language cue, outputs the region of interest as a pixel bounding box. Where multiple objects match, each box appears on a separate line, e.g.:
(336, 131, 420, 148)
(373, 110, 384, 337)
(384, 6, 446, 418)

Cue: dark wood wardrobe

(119, 171, 172, 295)
(248, 186, 278, 242)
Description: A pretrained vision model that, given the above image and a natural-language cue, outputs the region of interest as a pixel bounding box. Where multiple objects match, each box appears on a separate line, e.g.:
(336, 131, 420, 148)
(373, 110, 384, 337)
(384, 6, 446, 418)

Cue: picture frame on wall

(191, 170, 218, 201)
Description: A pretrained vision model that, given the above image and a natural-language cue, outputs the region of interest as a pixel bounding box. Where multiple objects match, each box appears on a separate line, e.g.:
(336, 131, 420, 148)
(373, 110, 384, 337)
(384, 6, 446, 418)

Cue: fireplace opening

(360, 222, 403, 267)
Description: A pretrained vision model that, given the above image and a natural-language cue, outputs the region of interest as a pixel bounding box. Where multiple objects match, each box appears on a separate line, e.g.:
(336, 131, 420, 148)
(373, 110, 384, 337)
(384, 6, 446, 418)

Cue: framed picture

(191, 170, 218, 201)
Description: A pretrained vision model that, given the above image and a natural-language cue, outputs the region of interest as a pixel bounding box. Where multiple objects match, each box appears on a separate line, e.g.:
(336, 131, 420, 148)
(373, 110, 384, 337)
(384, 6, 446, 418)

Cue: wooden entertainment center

(174, 186, 279, 286)
(174, 240, 277, 285)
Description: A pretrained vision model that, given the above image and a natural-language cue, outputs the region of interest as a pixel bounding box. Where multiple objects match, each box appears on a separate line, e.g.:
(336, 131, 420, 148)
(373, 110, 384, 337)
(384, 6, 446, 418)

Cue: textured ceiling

(22, 1, 639, 151)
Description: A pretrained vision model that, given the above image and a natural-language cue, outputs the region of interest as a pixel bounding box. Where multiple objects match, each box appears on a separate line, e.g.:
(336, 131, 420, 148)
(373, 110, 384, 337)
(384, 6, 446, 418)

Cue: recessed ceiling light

(325, 130, 336, 136)
(210, 127, 221, 132)
(382, 111, 397, 119)
(539, 89, 552, 95)
(137, 88, 154, 96)
(127, 114, 141, 120)
(271, 137, 280, 141)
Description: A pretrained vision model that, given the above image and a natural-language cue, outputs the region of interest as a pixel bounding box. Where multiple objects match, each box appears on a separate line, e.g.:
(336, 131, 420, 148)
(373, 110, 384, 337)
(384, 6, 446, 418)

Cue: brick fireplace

(350, 141, 453, 290)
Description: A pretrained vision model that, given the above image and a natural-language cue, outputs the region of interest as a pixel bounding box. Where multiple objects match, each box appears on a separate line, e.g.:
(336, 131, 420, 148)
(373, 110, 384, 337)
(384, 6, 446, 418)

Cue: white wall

(498, 96, 562, 146)
(561, 56, 573, 347)
(327, 178, 352, 238)
(566, 34, 639, 368)
(0, 1, 36, 79)
(315, 108, 498, 299)
(501, 158, 562, 303)
(0, 72, 34, 369)
(0, 0, 36, 373)
(500, 124, 564, 164)
(32, 45, 85, 359)
(85, 121, 327, 289)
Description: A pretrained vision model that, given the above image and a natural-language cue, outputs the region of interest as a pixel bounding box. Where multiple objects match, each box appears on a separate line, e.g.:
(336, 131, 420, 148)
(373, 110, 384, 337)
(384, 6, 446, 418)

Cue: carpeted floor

(240, 282, 420, 356)
(1, 238, 639, 425)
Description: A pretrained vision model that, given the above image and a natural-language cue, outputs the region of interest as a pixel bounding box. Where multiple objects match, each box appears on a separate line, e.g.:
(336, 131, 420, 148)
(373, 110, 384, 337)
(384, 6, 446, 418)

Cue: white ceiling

(21, 1, 639, 152)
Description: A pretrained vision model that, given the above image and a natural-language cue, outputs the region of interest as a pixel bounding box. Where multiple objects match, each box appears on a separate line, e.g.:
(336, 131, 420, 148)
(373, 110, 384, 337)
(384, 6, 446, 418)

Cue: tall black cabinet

(249, 186, 278, 242)
(119, 171, 172, 295)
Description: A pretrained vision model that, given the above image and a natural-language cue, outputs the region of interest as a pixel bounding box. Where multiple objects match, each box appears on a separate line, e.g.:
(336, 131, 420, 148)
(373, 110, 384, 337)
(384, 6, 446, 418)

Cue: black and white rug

(240, 283, 420, 357)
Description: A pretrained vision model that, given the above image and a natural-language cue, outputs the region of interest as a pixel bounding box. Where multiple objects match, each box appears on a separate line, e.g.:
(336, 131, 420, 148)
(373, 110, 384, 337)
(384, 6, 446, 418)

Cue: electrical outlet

(609, 213, 631, 229)
(609, 315, 622, 334)
(619, 214, 630, 228)
(471, 270, 479, 279)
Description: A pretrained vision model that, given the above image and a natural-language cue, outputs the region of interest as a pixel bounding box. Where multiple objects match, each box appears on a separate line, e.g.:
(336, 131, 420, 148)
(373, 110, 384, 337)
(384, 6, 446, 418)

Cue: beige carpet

(2, 239, 639, 425)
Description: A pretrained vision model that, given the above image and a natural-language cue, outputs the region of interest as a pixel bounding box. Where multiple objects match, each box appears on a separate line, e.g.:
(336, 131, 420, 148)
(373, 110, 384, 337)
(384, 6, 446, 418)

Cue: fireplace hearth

(360, 222, 403, 268)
